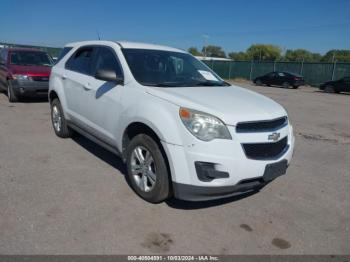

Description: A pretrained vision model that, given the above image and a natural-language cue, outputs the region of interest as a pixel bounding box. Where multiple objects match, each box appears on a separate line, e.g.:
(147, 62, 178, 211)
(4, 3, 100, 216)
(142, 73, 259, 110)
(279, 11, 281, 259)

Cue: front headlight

(179, 107, 232, 141)
(13, 74, 31, 81)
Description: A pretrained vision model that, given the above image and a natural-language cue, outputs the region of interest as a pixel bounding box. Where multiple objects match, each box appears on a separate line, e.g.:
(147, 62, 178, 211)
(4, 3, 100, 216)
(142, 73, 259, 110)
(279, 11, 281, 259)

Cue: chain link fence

(203, 60, 350, 86)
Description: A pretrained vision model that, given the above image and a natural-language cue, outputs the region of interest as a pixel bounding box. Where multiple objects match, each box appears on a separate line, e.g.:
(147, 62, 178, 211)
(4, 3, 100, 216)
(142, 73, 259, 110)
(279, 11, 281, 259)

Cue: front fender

(116, 93, 186, 150)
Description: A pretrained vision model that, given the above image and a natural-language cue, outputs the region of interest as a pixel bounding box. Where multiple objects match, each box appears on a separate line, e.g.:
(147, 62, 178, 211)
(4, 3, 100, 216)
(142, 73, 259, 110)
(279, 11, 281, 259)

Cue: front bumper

(162, 124, 295, 201)
(10, 79, 49, 97)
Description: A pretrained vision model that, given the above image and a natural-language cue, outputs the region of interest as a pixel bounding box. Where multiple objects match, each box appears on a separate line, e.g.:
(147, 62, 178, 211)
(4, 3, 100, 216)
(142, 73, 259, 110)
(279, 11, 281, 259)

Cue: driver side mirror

(95, 69, 124, 85)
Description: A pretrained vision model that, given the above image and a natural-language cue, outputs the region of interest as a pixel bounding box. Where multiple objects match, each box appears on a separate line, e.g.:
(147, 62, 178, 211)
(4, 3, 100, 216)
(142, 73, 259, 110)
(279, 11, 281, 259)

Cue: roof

(5, 47, 44, 52)
(196, 56, 232, 61)
(64, 40, 186, 53)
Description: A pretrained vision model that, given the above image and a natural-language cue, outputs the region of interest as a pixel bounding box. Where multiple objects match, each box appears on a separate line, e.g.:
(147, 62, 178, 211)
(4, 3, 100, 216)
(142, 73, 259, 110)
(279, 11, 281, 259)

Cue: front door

(78, 46, 125, 146)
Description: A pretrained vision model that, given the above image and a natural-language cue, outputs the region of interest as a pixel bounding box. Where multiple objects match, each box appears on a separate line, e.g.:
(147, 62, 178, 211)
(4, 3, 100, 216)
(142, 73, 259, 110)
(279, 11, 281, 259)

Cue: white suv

(49, 41, 294, 203)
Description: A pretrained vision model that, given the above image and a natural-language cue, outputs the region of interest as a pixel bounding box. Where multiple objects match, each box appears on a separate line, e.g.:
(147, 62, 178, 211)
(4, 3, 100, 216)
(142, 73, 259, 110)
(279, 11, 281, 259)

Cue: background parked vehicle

(319, 76, 350, 94)
(253, 71, 305, 89)
(0, 48, 53, 102)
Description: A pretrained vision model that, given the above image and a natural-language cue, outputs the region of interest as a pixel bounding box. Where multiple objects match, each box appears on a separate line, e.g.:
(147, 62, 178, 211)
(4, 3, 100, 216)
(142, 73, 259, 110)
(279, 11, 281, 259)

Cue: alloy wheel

(130, 146, 156, 192)
(52, 105, 62, 132)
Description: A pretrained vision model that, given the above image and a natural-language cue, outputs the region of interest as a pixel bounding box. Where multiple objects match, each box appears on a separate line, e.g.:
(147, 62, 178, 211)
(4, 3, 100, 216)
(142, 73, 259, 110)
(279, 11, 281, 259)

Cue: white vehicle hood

(146, 85, 287, 126)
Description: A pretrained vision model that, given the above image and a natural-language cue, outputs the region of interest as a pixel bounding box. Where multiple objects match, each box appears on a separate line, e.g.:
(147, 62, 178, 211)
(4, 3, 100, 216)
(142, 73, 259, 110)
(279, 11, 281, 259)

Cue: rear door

(63, 46, 97, 125)
(275, 72, 287, 85)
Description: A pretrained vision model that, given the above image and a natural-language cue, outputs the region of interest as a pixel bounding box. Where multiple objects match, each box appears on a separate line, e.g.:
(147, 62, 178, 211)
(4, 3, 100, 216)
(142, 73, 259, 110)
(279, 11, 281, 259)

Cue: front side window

(65, 47, 94, 75)
(122, 49, 227, 87)
(10, 51, 53, 66)
(94, 47, 123, 77)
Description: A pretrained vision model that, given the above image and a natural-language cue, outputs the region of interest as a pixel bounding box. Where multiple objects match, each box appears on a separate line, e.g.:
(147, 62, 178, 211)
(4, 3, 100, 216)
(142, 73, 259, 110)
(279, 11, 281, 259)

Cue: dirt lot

(0, 83, 349, 254)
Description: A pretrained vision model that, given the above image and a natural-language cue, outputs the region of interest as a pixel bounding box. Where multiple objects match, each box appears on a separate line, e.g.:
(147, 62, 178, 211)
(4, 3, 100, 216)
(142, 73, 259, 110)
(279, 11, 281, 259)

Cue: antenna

(202, 34, 209, 57)
(96, 29, 101, 40)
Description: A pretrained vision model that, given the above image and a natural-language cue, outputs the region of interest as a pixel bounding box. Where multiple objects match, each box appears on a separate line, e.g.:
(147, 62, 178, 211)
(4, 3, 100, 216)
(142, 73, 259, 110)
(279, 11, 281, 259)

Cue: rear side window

(94, 47, 123, 77)
(56, 47, 73, 63)
(65, 47, 94, 75)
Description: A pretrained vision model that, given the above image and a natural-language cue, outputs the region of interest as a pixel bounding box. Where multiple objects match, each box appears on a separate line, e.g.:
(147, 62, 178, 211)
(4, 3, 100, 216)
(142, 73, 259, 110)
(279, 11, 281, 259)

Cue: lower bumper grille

(242, 136, 288, 160)
(32, 76, 49, 82)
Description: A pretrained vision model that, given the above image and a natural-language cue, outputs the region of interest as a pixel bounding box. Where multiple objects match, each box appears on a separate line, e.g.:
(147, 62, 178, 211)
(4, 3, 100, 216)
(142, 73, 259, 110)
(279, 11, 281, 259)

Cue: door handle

(82, 84, 92, 91)
(61, 74, 67, 80)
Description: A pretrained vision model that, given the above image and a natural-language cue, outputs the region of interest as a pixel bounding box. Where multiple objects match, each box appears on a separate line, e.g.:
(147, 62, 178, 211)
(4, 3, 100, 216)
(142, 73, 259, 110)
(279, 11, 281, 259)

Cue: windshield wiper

(192, 80, 226, 87)
(143, 82, 181, 87)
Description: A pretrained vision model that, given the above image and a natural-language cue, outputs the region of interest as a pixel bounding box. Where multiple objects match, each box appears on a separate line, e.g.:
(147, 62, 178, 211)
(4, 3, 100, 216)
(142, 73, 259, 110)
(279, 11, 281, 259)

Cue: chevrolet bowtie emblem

(268, 132, 280, 142)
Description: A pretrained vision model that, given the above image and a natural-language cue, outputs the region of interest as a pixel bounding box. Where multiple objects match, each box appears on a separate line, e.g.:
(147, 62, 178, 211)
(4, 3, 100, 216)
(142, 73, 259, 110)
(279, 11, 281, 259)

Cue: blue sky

(0, 0, 349, 54)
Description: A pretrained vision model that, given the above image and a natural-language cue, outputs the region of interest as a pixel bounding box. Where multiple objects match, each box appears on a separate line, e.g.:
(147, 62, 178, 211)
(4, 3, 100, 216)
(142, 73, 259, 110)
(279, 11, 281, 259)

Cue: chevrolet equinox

(49, 41, 295, 203)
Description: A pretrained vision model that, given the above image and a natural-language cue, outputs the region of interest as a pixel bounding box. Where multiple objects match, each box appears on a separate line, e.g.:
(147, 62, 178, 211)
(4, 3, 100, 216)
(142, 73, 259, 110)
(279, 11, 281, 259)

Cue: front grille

(236, 117, 287, 133)
(32, 76, 49, 82)
(242, 136, 288, 160)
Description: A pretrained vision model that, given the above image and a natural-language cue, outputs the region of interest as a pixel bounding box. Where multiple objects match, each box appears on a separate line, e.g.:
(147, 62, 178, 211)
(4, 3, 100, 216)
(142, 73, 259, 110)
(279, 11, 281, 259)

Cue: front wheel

(7, 81, 19, 103)
(126, 134, 171, 203)
(255, 79, 263, 86)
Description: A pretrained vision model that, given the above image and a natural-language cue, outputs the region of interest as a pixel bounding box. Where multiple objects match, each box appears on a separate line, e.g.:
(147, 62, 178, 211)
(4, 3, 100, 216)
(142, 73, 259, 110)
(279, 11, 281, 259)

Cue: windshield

(10, 51, 53, 66)
(122, 48, 228, 87)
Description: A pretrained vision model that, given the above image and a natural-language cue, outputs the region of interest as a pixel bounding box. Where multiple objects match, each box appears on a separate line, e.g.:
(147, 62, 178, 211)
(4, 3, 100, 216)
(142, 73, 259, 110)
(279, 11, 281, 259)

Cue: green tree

(321, 50, 350, 62)
(246, 44, 281, 61)
(202, 45, 226, 58)
(285, 49, 321, 62)
(188, 47, 203, 56)
(228, 51, 248, 60)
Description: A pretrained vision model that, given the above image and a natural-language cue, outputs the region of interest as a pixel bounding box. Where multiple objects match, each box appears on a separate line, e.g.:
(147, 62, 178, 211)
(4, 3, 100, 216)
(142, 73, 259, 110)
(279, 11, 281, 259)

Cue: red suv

(0, 48, 53, 102)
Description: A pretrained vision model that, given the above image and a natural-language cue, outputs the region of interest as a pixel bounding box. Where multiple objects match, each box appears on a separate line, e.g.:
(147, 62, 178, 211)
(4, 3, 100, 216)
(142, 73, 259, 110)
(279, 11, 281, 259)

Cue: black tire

(7, 81, 19, 103)
(324, 85, 335, 93)
(282, 82, 291, 89)
(292, 85, 299, 89)
(126, 134, 171, 203)
(255, 79, 263, 86)
(50, 98, 73, 138)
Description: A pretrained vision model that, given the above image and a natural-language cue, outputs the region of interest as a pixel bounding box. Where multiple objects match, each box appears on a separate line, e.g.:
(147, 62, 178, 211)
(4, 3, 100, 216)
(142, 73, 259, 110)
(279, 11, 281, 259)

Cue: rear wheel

(7, 81, 19, 103)
(292, 85, 299, 89)
(126, 134, 171, 203)
(50, 98, 73, 138)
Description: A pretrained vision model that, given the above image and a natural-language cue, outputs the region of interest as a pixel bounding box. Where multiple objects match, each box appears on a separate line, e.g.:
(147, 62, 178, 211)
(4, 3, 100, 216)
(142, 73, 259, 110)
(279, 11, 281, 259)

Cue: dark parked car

(254, 71, 305, 89)
(0, 48, 53, 102)
(319, 76, 350, 94)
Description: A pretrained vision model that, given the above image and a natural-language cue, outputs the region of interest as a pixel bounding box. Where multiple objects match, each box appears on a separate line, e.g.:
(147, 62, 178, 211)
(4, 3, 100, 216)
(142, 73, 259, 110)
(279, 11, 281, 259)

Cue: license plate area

(263, 160, 288, 182)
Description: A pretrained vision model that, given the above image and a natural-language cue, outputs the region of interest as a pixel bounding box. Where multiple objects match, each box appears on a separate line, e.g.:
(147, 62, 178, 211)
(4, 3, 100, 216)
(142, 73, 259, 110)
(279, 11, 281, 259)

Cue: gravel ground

(0, 83, 349, 254)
